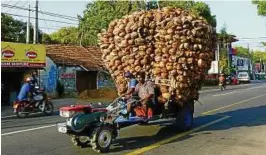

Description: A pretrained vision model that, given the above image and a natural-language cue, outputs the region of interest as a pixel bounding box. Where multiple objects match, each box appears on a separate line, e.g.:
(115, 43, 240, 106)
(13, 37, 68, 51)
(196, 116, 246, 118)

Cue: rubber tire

(70, 135, 90, 148)
(176, 106, 193, 132)
(43, 101, 54, 116)
(90, 125, 113, 153)
(16, 105, 29, 118)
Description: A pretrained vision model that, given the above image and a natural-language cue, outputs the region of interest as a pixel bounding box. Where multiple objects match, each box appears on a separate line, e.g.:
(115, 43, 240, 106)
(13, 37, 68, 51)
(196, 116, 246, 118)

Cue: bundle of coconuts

(98, 7, 216, 104)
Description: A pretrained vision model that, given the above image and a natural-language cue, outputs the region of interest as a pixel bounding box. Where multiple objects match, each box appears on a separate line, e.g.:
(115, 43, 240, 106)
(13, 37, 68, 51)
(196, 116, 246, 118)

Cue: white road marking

(1, 124, 56, 136)
(212, 84, 266, 97)
(213, 91, 237, 96)
(1, 115, 16, 119)
(245, 85, 266, 90)
(200, 89, 220, 93)
(200, 84, 251, 93)
(1, 111, 59, 119)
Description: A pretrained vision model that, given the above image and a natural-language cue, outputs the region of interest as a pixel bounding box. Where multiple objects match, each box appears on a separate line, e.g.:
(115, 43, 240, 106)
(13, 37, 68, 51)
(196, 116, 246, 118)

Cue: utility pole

(33, 0, 38, 44)
(26, 5, 30, 44)
(227, 42, 230, 75)
(248, 44, 255, 80)
(217, 43, 220, 74)
(79, 31, 84, 46)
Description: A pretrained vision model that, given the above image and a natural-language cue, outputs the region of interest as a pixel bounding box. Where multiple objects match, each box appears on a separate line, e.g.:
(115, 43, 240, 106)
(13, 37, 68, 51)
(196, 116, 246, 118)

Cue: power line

(2, 0, 20, 13)
(236, 37, 266, 40)
(39, 26, 60, 30)
(1, 3, 79, 21)
(1, 12, 78, 25)
(13, 0, 28, 15)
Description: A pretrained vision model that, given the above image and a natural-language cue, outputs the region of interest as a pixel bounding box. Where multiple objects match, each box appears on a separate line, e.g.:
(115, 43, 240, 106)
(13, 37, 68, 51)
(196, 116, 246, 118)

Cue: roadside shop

(1, 42, 46, 106)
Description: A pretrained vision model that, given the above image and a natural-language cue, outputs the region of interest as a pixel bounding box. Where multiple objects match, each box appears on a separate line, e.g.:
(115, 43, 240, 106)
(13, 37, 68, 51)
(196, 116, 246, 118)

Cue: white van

(237, 72, 250, 83)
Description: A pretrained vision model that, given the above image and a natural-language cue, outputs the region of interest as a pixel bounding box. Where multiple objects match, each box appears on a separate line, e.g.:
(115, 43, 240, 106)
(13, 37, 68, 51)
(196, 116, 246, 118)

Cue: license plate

(57, 124, 67, 133)
(13, 104, 18, 109)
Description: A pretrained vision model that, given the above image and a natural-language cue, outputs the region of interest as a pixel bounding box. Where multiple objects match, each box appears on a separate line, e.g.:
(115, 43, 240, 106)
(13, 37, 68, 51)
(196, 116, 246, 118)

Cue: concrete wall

(40, 57, 116, 96)
(40, 57, 83, 95)
(39, 57, 57, 95)
(58, 66, 82, 92)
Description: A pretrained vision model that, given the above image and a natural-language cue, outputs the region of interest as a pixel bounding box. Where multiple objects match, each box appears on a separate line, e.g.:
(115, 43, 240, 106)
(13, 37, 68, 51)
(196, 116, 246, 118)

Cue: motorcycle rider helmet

(25, 77, 33, 82)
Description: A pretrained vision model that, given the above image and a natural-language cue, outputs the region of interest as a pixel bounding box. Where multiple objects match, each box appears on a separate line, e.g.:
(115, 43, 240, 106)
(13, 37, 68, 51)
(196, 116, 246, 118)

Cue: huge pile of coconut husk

(98, 7, 216, 104)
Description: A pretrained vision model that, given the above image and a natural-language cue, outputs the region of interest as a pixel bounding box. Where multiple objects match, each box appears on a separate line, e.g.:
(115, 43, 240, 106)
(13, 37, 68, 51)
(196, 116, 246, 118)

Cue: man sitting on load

(134, 72, 155, 118)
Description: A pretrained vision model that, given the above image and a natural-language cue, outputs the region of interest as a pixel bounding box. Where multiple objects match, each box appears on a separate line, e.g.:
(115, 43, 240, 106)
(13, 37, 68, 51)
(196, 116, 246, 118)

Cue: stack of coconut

(98, 7, 216, 104)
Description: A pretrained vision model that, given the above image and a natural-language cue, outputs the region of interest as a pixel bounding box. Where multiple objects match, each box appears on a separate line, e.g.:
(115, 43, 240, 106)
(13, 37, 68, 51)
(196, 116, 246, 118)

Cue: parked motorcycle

(13, 87, 54, 118)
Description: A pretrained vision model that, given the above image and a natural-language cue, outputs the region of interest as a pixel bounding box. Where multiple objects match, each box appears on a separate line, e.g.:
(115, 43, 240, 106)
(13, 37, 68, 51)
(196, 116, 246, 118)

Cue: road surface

(2, 82, 266, 155)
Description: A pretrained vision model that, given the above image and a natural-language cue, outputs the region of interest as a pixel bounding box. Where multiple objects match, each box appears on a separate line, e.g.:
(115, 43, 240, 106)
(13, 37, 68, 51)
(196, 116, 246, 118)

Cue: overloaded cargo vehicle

(57, 7, 216, 153)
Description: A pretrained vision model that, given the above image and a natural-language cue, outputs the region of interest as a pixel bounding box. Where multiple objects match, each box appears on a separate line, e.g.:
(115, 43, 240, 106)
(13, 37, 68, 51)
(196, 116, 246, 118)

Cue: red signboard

(60, 73, 75, 79)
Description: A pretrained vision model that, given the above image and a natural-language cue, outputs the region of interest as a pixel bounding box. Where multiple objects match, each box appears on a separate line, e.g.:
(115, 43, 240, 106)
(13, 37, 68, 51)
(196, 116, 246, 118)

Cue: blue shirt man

(17, 77, 33, 101)
(121, 72, 138, 114)
(17, 83, 30, 101)
(122, 72, 138, 97)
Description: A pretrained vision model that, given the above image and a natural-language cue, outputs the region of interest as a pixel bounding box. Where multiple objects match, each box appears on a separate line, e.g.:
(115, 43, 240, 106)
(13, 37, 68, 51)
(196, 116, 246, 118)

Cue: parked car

(237, 72, 250, 83)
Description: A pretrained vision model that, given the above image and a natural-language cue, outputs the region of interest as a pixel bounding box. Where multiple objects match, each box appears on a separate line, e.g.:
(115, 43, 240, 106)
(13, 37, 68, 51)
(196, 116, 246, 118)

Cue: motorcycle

(13, 87, 54, 118)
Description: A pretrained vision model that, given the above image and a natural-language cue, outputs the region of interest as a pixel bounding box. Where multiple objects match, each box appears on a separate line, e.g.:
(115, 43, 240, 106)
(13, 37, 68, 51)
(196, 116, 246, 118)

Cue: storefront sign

(1, 42, 46, 67)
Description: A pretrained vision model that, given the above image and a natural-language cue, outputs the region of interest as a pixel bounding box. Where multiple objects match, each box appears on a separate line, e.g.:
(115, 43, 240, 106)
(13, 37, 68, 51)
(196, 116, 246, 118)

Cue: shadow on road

(109, 105, 266, 153)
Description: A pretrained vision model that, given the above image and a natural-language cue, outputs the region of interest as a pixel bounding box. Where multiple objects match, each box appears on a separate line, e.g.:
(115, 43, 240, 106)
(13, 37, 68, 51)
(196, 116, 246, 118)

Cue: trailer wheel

(90, 125, 113, 153)
(176, 106, 193, 131)
(70, 135, 90, 148)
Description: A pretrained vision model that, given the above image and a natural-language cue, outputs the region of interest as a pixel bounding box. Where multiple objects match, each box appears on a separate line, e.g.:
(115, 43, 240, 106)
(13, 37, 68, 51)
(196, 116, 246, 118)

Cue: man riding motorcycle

(17, 77, 34, 102)
(219, 74, 226, 90)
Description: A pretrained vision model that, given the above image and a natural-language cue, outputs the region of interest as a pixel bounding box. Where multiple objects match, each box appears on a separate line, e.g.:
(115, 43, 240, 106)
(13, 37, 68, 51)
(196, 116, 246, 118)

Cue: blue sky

(1, 0, 266, 51)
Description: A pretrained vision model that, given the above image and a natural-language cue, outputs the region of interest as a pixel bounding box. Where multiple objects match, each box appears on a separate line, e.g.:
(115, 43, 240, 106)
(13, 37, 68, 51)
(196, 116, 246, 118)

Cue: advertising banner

(1, 42, 46, 67)
(232, 55, 249, 71)
(208, 61, 219, 74)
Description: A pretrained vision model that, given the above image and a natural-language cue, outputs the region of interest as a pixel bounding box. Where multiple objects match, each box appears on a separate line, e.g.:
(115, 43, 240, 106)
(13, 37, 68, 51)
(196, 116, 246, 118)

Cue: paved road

(2, 82, 266, 155)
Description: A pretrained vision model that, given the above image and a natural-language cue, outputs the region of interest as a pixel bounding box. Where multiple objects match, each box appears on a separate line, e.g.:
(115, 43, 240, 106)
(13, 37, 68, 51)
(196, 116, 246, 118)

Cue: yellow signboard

(1, 42, 46, 67)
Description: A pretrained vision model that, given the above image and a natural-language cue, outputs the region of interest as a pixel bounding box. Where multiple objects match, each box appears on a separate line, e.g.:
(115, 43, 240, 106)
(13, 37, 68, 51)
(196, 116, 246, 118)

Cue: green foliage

(79, 1, 145, 46)
(219, 48, 229, 74)
(252, 51, 266, 63)
(41, 33, 57, 44)
(235, 46, 250, 58)
(262, 42, 266, 47)
(49, 27, 80, 45)
(77, 0, 216, 46)
(189, 2, 217, 27)
(1, 13, 28, 42)
(56, 80, 65, 98)
(1, 13, 46, 44)
(252, 0, 266, 16)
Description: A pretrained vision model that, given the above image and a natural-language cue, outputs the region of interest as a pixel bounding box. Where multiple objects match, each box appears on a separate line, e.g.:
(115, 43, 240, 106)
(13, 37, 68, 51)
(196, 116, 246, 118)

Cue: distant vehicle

(237, 72, 250, 83)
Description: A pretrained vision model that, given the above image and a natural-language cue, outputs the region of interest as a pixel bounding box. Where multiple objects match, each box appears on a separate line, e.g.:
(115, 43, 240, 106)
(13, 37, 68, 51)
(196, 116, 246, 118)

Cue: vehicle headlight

(60, 110, 76, 118)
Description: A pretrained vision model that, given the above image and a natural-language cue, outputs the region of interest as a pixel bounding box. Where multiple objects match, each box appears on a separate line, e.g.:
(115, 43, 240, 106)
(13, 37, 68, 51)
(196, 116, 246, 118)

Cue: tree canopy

(235, 46, 250, 58)
(66, 1, 216, 46)
(1, 13, 44, 44)
(46, 27, 80, 45)
(252, 0, 266, 16)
